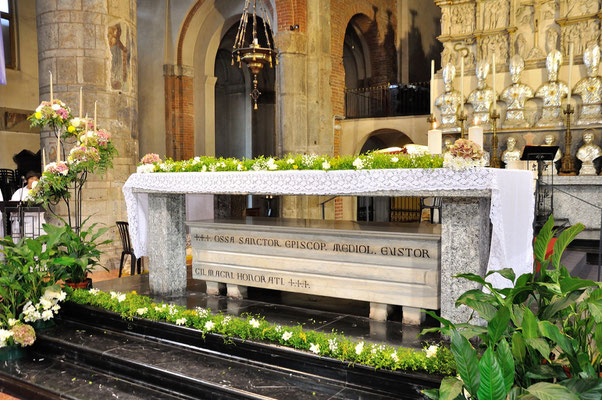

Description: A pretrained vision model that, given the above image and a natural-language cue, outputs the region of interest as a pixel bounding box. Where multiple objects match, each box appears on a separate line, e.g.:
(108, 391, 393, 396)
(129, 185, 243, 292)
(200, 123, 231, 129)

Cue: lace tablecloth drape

(123, 168, 535, 287)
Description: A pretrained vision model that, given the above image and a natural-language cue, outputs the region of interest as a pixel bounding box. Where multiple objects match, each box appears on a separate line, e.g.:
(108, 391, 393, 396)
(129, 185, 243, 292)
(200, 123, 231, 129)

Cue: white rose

(309, 343, 320, 354)
(282, 331, 293, 341)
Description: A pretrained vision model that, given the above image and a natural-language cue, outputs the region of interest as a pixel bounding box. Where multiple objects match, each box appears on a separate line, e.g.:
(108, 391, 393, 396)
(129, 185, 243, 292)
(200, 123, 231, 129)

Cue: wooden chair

(116, 221, 142, 277)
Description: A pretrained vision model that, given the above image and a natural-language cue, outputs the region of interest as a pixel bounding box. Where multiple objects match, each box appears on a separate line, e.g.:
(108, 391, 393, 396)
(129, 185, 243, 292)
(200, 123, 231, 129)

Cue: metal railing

(344, 82, 430, 119)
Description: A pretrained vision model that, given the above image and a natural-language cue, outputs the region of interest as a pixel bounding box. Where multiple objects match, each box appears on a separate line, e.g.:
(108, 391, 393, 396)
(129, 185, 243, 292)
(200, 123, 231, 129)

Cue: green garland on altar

(69, 288, 455, 376)
(137, 151, 444, 174)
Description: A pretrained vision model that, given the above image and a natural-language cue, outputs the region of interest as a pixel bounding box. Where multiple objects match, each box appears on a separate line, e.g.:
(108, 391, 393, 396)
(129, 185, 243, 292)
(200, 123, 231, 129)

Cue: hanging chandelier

(232, 0, 278, 110)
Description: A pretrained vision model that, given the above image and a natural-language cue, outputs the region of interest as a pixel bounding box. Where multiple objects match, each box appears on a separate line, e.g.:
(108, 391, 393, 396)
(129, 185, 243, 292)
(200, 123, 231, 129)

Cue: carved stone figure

(515, 33, 528, 59)
(535, 50, 569, 127)
(443, 136, 454, 153)
(441, 42, 458, 68)
(576, 130, 602, 175)
(435, 64, 462, 133)
(545, 27, 559, 53)
(574, 45, 602, 125)
(501, 55, 534, 128)
(541, 134, 561, 175)
(467, 61, 494, 129)
(567, 0, 598, 18)
(441, 7, 451, 35)
(502, 136, 522, 165)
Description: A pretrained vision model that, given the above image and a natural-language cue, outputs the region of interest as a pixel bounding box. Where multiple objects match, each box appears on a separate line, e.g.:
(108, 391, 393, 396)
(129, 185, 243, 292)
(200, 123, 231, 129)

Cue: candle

(94, 101, 97, 131)
(79, 87, 83, 118)
(49, 71, 53, 102)
(428, 126, 443, 154)
(57, 136, 61, 162)
(567, 42, 574, 106)
(492, 52, 497, 111)
(468, 124, 484, 149)
(460, 56, 464, 111)
(430, 60, 435, 115)
(42, 148, 46, 171)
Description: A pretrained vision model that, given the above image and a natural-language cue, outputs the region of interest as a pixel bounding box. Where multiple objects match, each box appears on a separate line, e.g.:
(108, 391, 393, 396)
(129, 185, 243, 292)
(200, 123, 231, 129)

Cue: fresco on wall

(108, 22, 131, 92)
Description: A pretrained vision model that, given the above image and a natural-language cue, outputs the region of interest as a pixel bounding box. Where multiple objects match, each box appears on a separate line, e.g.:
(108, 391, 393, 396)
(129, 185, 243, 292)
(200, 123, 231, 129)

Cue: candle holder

(489, 109, 501, 168)
(558, 104, 577, 175)
(427, 114, 437, 130)
(458, 111, 467, 139)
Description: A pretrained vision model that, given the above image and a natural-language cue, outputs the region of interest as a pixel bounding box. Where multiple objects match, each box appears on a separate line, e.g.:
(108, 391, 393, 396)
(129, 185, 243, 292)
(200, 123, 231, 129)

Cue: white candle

(94, 101, 97, 131)
(460, 56, 464, 109)
(468, 125, 484, 149)
(42, 148, 46, 171)
(79, 87, 83, 118)
(567, 42, 573, 106)
(49, 71, 53, 102)
(57, 136, 61, 162)
(428, 128, 443, 154)
(492, 52, 497, 111)
(430, 60, 435, 115)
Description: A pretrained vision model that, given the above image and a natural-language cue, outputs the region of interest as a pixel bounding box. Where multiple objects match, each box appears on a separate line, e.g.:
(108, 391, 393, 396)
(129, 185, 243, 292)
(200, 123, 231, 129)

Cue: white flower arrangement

(175, 317, 187, 326)
(22, 288, 67, 323)
(221, 316, 232, 325)
(0, 329, 14, 348)
(136, 164, 155, 174)
(195, 307, 209, 318)
(204, 321, 215, 331)
(328, 338, 338, 353)
(355, 341, 365, 355)
(352, 157, 365, 170)
(136, 308, 148, 316)
(425, 344, 439, 358)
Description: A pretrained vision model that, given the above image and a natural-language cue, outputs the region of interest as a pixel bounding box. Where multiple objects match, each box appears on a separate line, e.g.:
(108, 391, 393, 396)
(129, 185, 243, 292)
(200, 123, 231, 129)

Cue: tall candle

(94, 101, 97, 131)
(79, 87, 83, 118)
(42, 148, 46, 171)
(428, 127, 443, 154)
(468, 125, 484, 149)
(567, 42, 574, 106)
(460, 56, 464, 108)
(49, 71, 53, 102)
(57, 136, 61, 162)
(492, 52, 497, 111)
(430, 60, 435, 115)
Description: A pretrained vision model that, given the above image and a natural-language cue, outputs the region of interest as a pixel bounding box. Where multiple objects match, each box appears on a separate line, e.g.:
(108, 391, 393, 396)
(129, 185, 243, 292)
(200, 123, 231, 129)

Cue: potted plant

(45, 218, 111, 289)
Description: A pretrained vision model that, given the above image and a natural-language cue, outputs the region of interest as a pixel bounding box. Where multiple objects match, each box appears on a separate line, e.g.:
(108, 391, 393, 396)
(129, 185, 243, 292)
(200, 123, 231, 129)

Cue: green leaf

(464, 298, 498, 321)
(526, 382, 579, 400)
(455, 289, 499, 307)
(439, 377, 463, 400)
(560, 378, 602, 400)
(536, 282, 562, 296)
(511, 332, 526, 363)
(486, 268, 515, 284)
(560, 277, 598, 295)
(477, 347, 507, 400)
(495, 338, 515, 392)
(525, 338, 550, 361)
(550, 223, 585, 270)
(540, 290, 584, 320)
(421, 388, 440, 400)
(587, 300, 602, 323)
(595, 324, 602, 355)
(450, 329, 480, 398)
(488, 307, 510, 345)
(455, 273, 490, 288)
(534, 216, 555, 264)
(522, 308, 539, 339)
(525, 364, 567, 380)
(538, 321, 577, 364)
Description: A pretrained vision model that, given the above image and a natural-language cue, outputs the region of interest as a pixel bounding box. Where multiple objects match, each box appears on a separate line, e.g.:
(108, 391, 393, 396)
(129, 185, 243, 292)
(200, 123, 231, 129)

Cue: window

(1, 0, 15, 69)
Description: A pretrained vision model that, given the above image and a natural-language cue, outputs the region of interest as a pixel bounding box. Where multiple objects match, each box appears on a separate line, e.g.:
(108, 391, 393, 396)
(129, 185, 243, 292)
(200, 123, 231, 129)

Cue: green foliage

(422, 216, 602, 399)
(68, 288, 456, 376)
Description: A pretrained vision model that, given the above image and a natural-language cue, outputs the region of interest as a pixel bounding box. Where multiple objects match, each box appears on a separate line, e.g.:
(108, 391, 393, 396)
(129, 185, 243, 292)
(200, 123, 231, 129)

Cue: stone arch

(357, 128, 413, 154)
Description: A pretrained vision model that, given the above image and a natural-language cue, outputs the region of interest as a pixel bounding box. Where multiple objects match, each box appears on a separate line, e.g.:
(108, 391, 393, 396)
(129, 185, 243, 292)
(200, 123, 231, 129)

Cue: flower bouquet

(443, 138, 487, 171)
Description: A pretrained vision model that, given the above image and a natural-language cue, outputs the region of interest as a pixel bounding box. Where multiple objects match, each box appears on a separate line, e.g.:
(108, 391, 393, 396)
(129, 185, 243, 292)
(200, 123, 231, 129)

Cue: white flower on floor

(391, 157, 399, 163)
(391, 352, 399, 362)
(249, 318, 260, 329)
(282, 331, 293, 342)
(195, 307, 209, 318)
(221, 316, 231, 326)
(8, 318, 18, 327)
(286, 158, 295, 165)
(175, 317, 187, 326)
(355, 341, 364, 355)
(89, 288, 100, 295)
(136, 308, 148, 316)
(204, 321, 215, 331)
(425, 345, 438, 358)
(274, 325, 282, 333)
(352, 157, 365, 170)
(322, 161, 331, 170)
(41, 310, 54, 321)
(328, 339, 338, 353)
(116, 294, 126, 303)
(309, 343, 320, 354)
(0, 329, 13, 348)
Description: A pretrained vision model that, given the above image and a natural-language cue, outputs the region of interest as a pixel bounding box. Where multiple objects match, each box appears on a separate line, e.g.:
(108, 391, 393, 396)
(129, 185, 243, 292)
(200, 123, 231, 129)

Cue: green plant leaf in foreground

(525, 382, 579, 400)
(477, 347, 507, 400)
(439, 376, 464, 400)
(450, 329, 480, 398)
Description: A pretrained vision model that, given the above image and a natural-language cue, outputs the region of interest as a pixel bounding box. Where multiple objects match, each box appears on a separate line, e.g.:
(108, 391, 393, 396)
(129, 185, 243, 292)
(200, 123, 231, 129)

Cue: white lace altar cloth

(123, 168, 535, 287)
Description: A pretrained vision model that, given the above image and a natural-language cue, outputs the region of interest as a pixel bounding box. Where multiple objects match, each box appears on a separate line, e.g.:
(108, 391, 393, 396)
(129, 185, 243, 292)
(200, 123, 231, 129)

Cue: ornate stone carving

(441, 42, 458, 68)
(441, 6, 451, 36)
(467, 61, 494, 128)
(574, 45, 602, 126)
(501, 55, 534, 128)
(541, 134, 561, 175)
(565, 0, 599, 18)
(482, 0, 509, 31)
(576, 130, 602, 175)
(435, 63, 463, 134)
(502, 136, 522, 165)
(450, 2, 476, 35)
(562, 20, 600, 58)
(480, 34, 509, 65)
(535, 50, 569, 127)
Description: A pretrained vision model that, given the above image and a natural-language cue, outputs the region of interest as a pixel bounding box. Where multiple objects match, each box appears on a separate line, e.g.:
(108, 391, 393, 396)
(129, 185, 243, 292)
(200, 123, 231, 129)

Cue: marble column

(148, 193, 187, 295)
(35, 0, 138, 267)
(440, 197, 491, 324)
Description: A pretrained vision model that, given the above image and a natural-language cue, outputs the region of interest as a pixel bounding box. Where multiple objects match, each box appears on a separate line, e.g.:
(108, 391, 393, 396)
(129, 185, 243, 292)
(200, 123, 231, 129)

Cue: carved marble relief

(479, 33, 509, 64)
(561, 20, 600, 58)
(481, 0, 509, 31)
(564, 0, 599, 18)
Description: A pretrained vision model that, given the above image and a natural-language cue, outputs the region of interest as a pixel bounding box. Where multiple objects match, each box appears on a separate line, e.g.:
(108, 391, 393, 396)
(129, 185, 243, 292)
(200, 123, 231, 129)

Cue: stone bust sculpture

(467, 61, 494, 129)
(535, 50, 569, 127)
(501, 55, 534, 128)
(574, 45, 602, 125)
(541, 134, 561, 175)
(576, 130, 602, 175)
(502, 136, 522, 165)
(443, 136, 454, 153)
(435, 63, 462, 133)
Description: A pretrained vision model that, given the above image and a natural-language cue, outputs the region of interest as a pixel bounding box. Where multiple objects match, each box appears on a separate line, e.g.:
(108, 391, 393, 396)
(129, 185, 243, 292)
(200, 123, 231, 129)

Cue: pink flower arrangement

(45, 161, 70, 176)
(68, 145, 100, 164)
(449, 139, 484, 160)
(11, 323, 36, 347)
(141, 153, 161, 164)
(32, 100, 71, 122)
(96, 129, 111, 146)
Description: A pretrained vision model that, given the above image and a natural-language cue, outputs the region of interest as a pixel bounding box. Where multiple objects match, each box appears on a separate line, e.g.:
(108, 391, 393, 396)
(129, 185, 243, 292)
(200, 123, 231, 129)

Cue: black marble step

(0, 353, 188, 400)
(60, 302, 440, 398)
(35, 320, 404, 400)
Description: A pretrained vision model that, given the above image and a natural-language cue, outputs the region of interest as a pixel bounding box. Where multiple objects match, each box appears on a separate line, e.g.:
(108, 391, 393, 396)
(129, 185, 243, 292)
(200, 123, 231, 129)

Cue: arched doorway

(357, 130, 420, 223)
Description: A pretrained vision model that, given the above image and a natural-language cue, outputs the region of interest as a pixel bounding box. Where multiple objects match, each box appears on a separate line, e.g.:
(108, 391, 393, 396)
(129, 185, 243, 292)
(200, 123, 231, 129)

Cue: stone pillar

(36, 0, 138, 267)
(440, 197, 491, 324)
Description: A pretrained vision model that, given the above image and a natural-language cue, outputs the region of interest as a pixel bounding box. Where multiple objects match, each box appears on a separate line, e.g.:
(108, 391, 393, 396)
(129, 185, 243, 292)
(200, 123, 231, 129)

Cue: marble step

(35, 320, 404, 400)
(0, 352, 187, 400)
(59, 302, 440, 398)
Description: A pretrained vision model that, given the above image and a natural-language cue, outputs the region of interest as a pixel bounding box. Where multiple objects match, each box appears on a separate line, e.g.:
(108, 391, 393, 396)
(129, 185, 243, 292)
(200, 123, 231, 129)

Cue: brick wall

(164, 69, 194, 161)
(275, 0, 307, 33)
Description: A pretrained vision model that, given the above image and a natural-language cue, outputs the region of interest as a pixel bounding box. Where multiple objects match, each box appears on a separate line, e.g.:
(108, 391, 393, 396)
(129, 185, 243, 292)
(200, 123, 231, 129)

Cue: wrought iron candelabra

(489, 109, 501, 168)
(559, 104, 577, 175)
(458, 111, 467, 139)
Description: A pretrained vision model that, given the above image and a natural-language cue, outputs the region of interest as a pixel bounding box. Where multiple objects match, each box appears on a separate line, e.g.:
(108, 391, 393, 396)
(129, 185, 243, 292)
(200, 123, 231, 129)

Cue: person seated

(10, 171, 46, 239)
